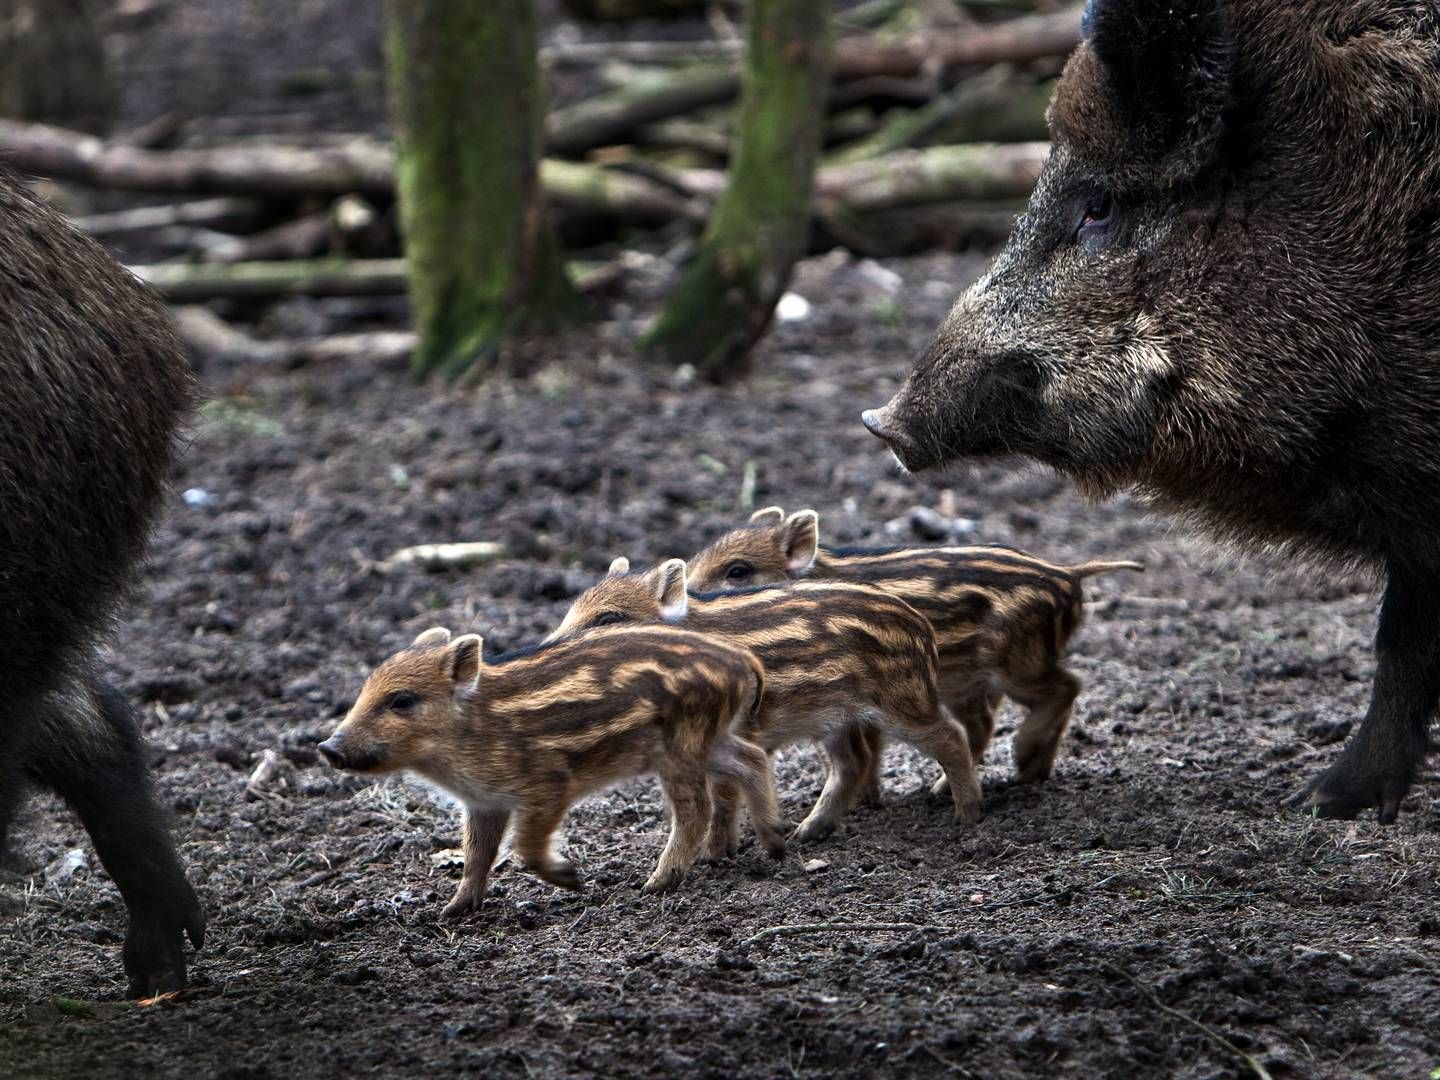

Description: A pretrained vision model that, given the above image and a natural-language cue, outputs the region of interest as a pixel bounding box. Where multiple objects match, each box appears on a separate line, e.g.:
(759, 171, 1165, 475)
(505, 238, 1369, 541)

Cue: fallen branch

(742, 922, 946, 948)
(380, 542, 507, 574)
(132, 258, 408, 302)
(148, 256, 624, 306)
(815, 142, 1049, 211)
(71, 196, 263, 236)
(1104, 964, 1276, 1080)
(172, 307, 418, 368)
(831, 5, 1083, 79)
(1, 121, 703, 227)
(546, 65, 740, 157)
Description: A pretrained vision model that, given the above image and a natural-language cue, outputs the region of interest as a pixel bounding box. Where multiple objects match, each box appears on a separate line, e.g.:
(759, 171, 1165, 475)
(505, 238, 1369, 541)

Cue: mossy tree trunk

(641, 0, 832, 379)
(0, 0, 115, 133)
(384, 0, 581, 378)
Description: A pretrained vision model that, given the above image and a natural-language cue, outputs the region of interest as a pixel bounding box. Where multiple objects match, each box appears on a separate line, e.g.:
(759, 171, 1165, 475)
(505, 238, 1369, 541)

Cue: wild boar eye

(387, 690, 419, 712)
(1076, 192, 1114, 240)
(725, 561, 753, 582)
(593, 612, 628, 627)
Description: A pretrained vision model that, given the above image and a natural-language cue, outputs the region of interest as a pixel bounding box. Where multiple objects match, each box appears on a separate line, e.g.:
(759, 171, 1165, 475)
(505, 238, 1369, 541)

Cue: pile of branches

(0, 0, 1076, 331)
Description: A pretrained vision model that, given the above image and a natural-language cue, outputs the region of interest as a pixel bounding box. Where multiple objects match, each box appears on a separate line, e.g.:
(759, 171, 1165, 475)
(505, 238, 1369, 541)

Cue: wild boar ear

(413, 627, 452, 649)
(654, 558, 689, 622)
(606, 556, 631, 578)
(447, 634, 483, 694)
(749, 506, 785, 526)
(1081, 0, 1234, 180)
(781, 510, 819, 572)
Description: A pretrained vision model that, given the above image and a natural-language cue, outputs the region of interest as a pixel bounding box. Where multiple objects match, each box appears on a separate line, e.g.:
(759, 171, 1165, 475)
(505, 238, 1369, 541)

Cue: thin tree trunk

(642, 0, 832, 378)
(385, 0, 581, 378)
(0, 0, 115, 133)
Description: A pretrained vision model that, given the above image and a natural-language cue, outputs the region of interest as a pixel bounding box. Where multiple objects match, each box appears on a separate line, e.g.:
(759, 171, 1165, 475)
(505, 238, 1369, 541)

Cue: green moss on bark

(385, 0, 582, 378)
(641, 0, 832, 378)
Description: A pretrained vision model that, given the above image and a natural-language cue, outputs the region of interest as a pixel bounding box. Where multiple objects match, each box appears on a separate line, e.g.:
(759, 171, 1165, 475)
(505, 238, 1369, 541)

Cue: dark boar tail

(1070, 560, 1145, 580)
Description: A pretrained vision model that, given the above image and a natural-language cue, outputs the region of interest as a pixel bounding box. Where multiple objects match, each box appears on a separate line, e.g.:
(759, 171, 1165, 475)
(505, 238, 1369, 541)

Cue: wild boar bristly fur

(864, 0, 1440, 822)
(0, 165, 202, 998)
(320, 625, 785, 914)
(553, 559, 982, 843)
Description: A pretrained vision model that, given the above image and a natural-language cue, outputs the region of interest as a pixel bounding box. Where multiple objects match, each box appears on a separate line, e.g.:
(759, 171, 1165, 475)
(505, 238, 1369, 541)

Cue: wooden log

(70, 196, 265, 236)
(546, 65, 740, 157)
(830, 5, 1083, 79)
(137, 258, 626, 305)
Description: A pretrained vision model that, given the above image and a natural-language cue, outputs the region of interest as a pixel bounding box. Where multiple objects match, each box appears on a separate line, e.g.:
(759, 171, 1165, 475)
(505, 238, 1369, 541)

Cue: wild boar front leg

(1008, 668, 1081, 785)
(644, 759, 713, 894)
(792, 724, 873, 844)
(708, 734, 786, 860)
(900, 707, 981, 823)
(512, 791, 583, 892)
(1291, 569, 1440, 823)
(443, 805, 511, 918)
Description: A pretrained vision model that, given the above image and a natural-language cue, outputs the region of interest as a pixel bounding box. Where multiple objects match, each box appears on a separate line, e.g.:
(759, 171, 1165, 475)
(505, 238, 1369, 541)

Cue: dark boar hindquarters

(25, 678, 205, 998)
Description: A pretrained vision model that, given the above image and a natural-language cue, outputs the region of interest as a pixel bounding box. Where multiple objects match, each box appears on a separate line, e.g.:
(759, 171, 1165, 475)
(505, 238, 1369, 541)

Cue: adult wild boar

(0, 166, 203, 995)
(862, 0, 1440, 822)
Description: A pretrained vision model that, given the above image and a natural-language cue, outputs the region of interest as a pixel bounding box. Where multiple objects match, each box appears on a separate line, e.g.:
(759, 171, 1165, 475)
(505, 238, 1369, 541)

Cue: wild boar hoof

(123, 884, 205, 1000)
(537, 860, 584, 892)
(790, 818, 835, 844)
(442, 889, 485, 919)
(1287, 758, 1409, 825)
(642, 869, 685, 895)
(952, 801, 982, 825)
(928, 774, 949, 799)
(701, 839, 738, 863)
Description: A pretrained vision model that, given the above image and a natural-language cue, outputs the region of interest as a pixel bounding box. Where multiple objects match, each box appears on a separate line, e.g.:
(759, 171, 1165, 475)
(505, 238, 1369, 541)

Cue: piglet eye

(593, 612, 627, 628)
(388, 690, 419, 712)
(725, 562, 753, 582)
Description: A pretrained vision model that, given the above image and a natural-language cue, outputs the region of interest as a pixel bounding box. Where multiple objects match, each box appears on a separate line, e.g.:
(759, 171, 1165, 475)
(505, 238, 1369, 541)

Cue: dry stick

(1104, 964, 1276, 1080)
(742, 922, 947, 948)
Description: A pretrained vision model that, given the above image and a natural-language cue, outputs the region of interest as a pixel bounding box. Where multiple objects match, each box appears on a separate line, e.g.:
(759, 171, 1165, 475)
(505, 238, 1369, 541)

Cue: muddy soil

(3, 3, 1439, 1078)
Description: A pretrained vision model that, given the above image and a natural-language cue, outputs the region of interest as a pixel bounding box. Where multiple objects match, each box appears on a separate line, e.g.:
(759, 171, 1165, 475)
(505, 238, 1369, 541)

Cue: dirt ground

(3, 4, 1440, 1079)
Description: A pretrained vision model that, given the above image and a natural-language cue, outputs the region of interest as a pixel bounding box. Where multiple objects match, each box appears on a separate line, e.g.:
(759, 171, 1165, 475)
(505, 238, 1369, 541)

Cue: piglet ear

(749, 506, 785, 526)
(447, 634, 483, 694)
(1081, 0, 1233, 181)
(781, 510, 819, 573)
(606, 556, 631, 578)
(413, 627, 452, 648)
(654, 559, 689, 622)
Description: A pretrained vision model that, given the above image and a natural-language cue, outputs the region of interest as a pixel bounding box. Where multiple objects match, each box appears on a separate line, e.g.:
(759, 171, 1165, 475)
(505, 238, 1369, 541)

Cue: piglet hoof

(758, 831, 788, 862)
(701, 838, 738, 863)
(123, 884, 206, 1000)
(641, 868, 686, 895)
(535, 859, 584, 893)
(790, 817, 835, 845)
(952, 801, 983, 825)
(442, 887, 486, 919)
(928, 774, 950, 799)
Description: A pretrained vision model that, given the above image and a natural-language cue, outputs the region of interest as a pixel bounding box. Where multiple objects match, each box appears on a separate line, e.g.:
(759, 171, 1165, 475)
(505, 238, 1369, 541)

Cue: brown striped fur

(319, 625, 784, 914)
(551, 559, 980, 845)
(687, 507, 1143, 787)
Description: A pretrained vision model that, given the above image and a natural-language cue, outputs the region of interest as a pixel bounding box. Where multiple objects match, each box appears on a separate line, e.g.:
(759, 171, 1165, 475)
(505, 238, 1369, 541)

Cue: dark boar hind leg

(644, 760, 712, 895)
(1292, 570, 1440, 823)
(443, 806, 511, 918)
(27, 679, 204, 998)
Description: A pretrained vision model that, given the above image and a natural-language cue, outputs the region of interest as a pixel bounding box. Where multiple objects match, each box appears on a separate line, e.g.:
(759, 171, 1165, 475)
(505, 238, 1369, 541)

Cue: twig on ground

(1104, 963, 1276, 1080)
(742, 921, 945, 948)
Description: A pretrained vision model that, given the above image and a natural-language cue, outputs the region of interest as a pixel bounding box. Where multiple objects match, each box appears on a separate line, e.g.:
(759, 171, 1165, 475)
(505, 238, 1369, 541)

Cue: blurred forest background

(0, 0, 1074, 379)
